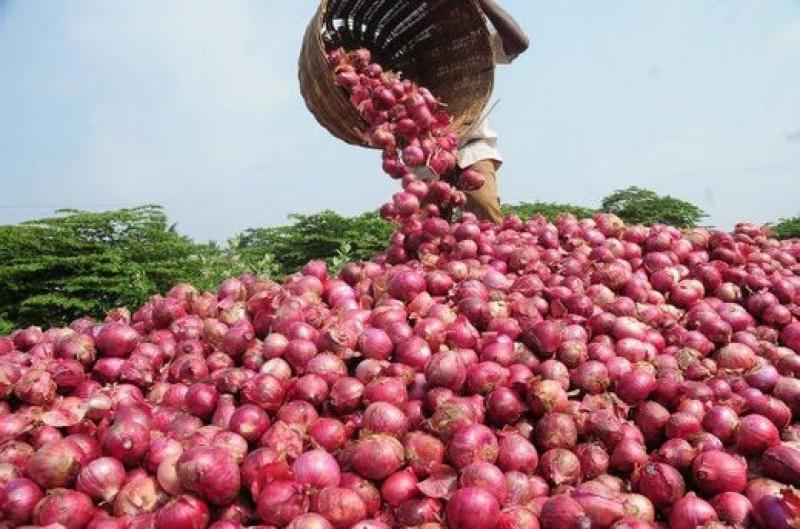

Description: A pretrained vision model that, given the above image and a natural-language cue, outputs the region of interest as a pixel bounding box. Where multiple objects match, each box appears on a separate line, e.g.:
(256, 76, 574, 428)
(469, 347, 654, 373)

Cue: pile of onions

(1, 49, 800, 529)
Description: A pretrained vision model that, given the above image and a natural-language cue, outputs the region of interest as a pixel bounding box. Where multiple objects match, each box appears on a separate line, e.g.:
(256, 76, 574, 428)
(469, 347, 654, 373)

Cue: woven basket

(299, 0, 495, 147)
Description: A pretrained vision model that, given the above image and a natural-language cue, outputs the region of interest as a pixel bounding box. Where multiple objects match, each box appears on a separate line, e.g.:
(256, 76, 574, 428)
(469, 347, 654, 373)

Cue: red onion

(448, 424, 499, 469)
(114, 472, 165, 517)
(572, 484, 626, 529)
(176, 447, 240, 506)
(539, 448, 581, 486)
(534, 413, 577, 451)
(154, 495, 210, 529)
(33, 488, 94, 529)
(101, 419, 150, 467)
(352, 435, 405, 480)
(631, 462, 685, 508)
(609, 439, 648, 475)
(710, 492, 752, 526)
(380, 469, 420, 507)
(291, 448, 341, 491)
(540, 495, 591, 529)
(734, 414, 780, 454)
(1, 477, 43, 524)
(26, 439, 84, 489)
(404, 432, 445, 478)
(690, 450, 747, 495)
(446, 487, 500, 529)
(287, 513, 334, 529)
(362, 402, 409, 437)
(667, 492, 718, 529)
(76, 457, 125, 503)
(312, 486, 367, 529)
(228, 404, 270, 443)
(701, 406, 739, 444)
(615, 368, 656, 405)
(762, 443, 800, 483)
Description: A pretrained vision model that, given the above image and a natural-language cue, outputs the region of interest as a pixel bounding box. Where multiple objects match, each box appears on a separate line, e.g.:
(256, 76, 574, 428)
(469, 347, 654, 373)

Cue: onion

(362, 402, 409, 437)
(667, 492, 718, 529)
(534, 413, 577, 451)
(446, 487, 500, 529)
(114, 472, 165, 517)
(33, 488, 94, 529)
(76, 457, 126, 503)
(312, 486, 367, 529)
(352, 435, 404, 480)
(26, 439, 84, 489)
(448, 424, 499, 469)
(176, 447, 240, 506)
(293, 449, 341, 490)
(287, 513, 334, 529)
(228, 404, 270, 443)
(734, 414, 780, 454)
(690, 450, 747, 495)
(404, 432, 445, 478)
(380, 469, 420, 507)
(762, 443, 800, 483)
(631, 462, 684, 508)
(701, 406, 738, 445)
(609, 439, 648, 475)
(539, 449, 581, 486)
(101, 419, 150, 467)
(710, 492, 752, 526)
(572, 485, 626, 529)
(154, 495, 210, 529)
(1, 477, 43, 524)
(540, 495, 590, 529)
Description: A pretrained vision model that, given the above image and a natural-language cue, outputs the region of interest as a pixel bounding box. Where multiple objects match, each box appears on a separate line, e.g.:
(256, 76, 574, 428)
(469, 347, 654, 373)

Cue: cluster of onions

(327, 47, 485, 226)
(2, 55, 800, 529)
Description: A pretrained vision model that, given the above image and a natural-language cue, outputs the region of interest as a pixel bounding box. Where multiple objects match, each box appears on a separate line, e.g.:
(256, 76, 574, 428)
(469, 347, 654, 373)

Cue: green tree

(503, 201, 596, 221)
(234, 210, 393, 279)
(773, 215, 800, 240)
(600, 186, 706, 228)
(0, 205, 232, 332)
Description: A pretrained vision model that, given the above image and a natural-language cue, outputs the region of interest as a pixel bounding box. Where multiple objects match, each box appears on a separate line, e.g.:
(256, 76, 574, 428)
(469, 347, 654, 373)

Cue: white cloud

(770, 18, 800, 54)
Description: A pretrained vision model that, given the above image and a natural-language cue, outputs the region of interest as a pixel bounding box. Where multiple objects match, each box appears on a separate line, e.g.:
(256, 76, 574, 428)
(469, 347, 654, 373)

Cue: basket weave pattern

(299, 0, 495, 147)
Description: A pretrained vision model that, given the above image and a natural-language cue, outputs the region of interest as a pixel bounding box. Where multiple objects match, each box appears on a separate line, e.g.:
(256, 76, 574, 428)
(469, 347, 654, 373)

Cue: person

(418, 0, 529, 223)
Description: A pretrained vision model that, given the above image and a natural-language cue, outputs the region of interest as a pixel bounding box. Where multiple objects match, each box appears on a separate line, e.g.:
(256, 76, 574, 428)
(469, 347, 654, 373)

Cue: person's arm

(477, 0, 529, 61)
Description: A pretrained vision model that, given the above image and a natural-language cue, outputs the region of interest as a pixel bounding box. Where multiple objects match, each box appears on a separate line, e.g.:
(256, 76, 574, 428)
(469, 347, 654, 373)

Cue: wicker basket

(299, 0, 495, 147)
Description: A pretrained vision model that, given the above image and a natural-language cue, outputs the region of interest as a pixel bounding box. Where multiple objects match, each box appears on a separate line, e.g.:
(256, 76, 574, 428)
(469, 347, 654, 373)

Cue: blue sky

(1, 1, 799, 242)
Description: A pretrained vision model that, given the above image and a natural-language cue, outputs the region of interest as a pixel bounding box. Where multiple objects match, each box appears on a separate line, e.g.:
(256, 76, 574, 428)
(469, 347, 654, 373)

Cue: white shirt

(457, 31, 510, 169)
(413, 29, 510, 179)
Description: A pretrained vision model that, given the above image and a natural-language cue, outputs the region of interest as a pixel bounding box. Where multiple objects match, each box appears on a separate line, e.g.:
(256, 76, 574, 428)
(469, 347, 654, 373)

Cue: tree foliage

(503, 201, 597, 221)
(0, 206, 228, 333)
(773, 215, 800, 240)
(600, 186, 706, 228)
(234, 210, 393, 279)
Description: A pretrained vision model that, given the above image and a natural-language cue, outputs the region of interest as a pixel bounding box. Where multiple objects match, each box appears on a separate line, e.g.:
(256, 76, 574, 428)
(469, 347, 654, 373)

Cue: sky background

(1, 0, 799, 242)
